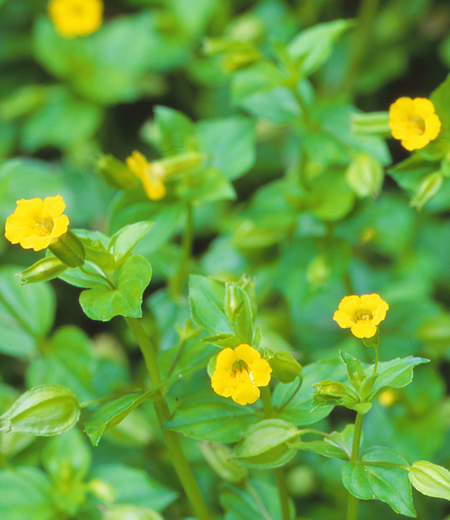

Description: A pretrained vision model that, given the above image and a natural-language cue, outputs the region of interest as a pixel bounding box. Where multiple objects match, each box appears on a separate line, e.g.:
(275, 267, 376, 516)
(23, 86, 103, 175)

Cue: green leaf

(233, 419, 298, 469)
(290, 439, 348, 460)
(84, 392, 151, 446)
(175, 167, 236, 203)
(164, 392, 258, 443)
(197, 117, 256, 180)
(220, 479, 295, 520)
(342, 446, 415, 517)
(273, 359, 345, 426)
(0, 266, 55, 358)
(80, 254, 152, 321)
(369, 356, 429, 398)
(108, 221, 154, 263)
(409, 460, 450, 501)
(42, 428, 91, 482)
(27, 325, 96, 402)
(0, 467, 56, 520)
(288, 20, 354, 76)
(340, 350, 367, 392)
(91, 463, 178, 512)
(188, 275, 233, 334)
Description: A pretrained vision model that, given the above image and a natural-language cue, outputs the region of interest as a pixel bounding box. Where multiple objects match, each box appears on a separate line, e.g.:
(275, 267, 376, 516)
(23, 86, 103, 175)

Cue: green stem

(338, 0, 380, 94)
(346, 412, 365, 520)
(124, 317, 210, 520)
(172, 202, 194, 296)
(80, 264, 115, 290)
(372, 344, 379, 376)
(260, 386, 291, 520)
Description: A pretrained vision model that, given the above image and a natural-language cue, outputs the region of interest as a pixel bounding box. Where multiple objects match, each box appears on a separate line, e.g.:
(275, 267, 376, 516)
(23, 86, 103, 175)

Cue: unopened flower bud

(267, 351, 302, 384)
(48, 229, 85, 268)
(0, 384, 80, 436)
(97, 155, 137, 190)
(346, 153, 384, 197)
(199, 441, 248, 484)
(410, 172, 443, 210)
(351, 111, 390, 136)
(19, 256, 68, 285)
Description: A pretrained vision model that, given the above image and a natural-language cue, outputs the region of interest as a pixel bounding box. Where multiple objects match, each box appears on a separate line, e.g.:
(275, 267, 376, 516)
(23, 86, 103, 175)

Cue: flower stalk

(124, 317, 211, 520)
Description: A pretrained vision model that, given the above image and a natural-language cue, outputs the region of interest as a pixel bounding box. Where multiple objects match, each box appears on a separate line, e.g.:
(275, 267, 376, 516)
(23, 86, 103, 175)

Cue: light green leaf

(91, 463, 178, 512)
(290, 439, 348, 460)
(369, 356, 429, 398)
(340, 350, 367, 392)
(0, 266, 55, 358)
(84, 392, 151, 446)
(342, 446, 415, 517)
(409, 460, 450, 501)
(164, 392, 258, 443)
(197, 117, 256, 180)
(80, 255, 152, 321)
(0, 467, 56, 520)
(288, 20, 354, 76)
(108, 221, 154, 263)
(189, 275, 233, 334)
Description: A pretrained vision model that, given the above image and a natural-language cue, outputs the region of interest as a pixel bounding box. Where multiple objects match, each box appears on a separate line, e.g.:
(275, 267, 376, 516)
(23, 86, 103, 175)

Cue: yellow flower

(333, 294, 389, 339)
(5, 196, 69, 252)
(378, 389, 396, 407)
(389, 97, 441, 151)
(211, 344, 272, 406)
(126, 151, 166, 201)
(48, 0, 103, 38)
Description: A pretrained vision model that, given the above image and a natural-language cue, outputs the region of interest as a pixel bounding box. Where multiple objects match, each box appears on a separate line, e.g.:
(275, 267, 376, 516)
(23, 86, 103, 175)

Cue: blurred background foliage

(2, 0, 450, 519)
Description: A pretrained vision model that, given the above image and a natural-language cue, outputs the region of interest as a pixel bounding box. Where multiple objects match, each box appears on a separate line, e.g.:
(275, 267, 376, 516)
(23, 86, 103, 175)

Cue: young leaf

(369, 357, 429, 398)
(84, 391, 153, 446)
(108, 221, 154, 263)
(79, 255, 152, 321)
(340, 350, 367, 392)
(291, 439, 348, 460)
(409, 461, 450, 501)
(342, 446, 415, 517)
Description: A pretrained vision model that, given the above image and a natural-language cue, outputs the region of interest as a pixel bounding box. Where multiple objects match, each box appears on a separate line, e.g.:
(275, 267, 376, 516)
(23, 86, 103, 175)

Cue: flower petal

(333, 310, 355, 328)
(250, 358, 272, 387)
(351, 323, 377, 339)
(235, 344, 261, 366)
(231, 374, 260, 405)
(211, 369, 235, 398)
(215, 348, 236, 371)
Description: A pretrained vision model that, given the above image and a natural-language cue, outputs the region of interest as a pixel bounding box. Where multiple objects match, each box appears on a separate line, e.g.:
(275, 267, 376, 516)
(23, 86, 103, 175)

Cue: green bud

(49, 230, 85, 268)
(306, 255, 330, 288)
(409, 461, 450, 501)
(19, 256, 68, 285)
(313, 380, 349, 398)
(87, 479, 117, 503)
(346, 153, 384, 197)
(199, 441, 248, 484)
(267, 351, 302, 384)
(351, 111, 390, 136)
(97, 154, 137, 190)
(0, 384, 80, 436)
(410, 172, 443, 210)
(159, 152, 207, 178)
(105, 505, 163, 520)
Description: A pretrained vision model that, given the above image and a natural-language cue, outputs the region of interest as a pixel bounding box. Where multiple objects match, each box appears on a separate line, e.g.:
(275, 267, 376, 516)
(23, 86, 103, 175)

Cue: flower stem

(346, 412, 365, 520)
(372, 344, 379, 376)
(172, 201, 194, 296)
(260, 386, 292, 520)
(124, 317, 210, 520)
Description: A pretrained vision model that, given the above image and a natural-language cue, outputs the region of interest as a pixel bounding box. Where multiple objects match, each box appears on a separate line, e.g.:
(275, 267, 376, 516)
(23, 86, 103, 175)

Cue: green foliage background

(3, 0, 450, 519)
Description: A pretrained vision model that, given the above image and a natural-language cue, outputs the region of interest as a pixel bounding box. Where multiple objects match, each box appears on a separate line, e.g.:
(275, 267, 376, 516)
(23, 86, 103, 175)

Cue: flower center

(409, 116, 426, 135)
(36, 218, 54, 236)
(232, 359, 250, 379)
(354, 309, 373, 323)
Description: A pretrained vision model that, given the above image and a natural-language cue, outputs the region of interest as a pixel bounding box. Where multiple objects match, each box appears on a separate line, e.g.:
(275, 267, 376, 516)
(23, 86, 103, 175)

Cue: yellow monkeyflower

(211, 344, 272, 406)
(378, 389, 397, 407)
(5, 196, 69, 252)
(48, 0, 103, 38)
(126, 151, 166, 201)
(333, 294, 389, 339)
(389, 97, 441, 151)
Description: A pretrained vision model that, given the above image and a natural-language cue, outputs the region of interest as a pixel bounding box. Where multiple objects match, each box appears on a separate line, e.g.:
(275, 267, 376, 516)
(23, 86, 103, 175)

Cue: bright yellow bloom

(5, 196, 69, 252)
(126, 151, 166, 201)
(48, 0, 103, 38)
(333, 294, 389, 339)
(378, 389, 396, 407)
(211, 344, 272, 406)
(389, 97, 441, 151)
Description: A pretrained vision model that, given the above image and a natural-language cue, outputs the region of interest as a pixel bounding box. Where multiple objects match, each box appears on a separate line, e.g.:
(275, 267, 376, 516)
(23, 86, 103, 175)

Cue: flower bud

(267, 351, 302, 384)
(313, 380, 349, 398)
(159, 152, 207, 178)
(97, 155, 137, 190)
(48, 230, 85, 268)
(410, 172, 443, 210)
(346, 153, 384, 197)
(19, 256, 68, 285)
(0, 384, 80, 436)
(351, 111, 390, 136)
(199, 441, 248, 484)
(409, 461, 450, 501)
